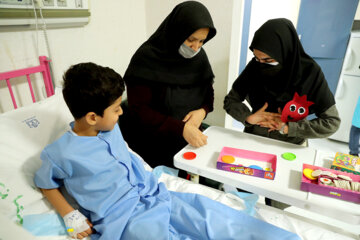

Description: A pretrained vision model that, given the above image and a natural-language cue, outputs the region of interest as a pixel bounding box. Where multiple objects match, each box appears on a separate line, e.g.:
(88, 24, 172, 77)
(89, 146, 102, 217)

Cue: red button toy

(183, 151, 196, 160)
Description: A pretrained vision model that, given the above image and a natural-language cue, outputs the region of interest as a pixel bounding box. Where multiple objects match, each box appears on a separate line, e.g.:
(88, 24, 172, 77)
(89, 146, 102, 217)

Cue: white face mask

(264, 61, 279, 66)
(178, 43, 201, 59)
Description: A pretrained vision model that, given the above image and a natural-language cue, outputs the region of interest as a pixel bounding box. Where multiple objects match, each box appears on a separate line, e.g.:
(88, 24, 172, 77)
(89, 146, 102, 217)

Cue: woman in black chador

(121, 1, 216, 167)
(224, 18, 340, 145)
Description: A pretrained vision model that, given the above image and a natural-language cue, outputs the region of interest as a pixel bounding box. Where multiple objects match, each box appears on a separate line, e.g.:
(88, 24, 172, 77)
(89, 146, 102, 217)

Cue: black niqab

(233, 18, 335, 114)
(124, 1, 216, 86)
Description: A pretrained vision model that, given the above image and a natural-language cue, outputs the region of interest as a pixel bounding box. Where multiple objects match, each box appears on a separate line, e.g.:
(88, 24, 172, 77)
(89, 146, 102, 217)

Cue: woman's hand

(258, 118, 286, 132)
(256, 107, 288, 133)
(182, 108, 206, 128)
(246, 103, 281, 129)
(183, 123, 208, 147)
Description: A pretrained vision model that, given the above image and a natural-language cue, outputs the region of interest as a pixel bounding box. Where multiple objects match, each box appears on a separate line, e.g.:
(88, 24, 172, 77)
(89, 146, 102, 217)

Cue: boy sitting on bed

(34, 62, 300, 240)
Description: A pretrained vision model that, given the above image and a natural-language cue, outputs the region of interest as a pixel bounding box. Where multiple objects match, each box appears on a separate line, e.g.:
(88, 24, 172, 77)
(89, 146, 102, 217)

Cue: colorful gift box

(331, 152, 360, 176)
(216, 147, 277, 180)
(301, 163, 360, 203)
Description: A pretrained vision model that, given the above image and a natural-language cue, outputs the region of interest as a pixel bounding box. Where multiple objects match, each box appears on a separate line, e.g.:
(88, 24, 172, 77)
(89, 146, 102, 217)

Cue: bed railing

(0, 56, 54, 109)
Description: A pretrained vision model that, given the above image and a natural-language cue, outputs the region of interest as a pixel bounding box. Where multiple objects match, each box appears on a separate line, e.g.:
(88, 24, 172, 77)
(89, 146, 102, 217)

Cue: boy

(35, 63, 300, 240)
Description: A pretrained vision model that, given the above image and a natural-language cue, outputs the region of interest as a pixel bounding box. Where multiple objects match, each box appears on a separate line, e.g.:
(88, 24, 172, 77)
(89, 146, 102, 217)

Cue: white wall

(355, 3, 360, 20)
(0, 0, 147, 113)
(145, 0, 235, 127)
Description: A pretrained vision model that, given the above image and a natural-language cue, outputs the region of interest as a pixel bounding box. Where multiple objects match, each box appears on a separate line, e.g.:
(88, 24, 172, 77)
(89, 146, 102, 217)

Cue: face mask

(258, 62, 282, 77)
(178, 43, 201, 59)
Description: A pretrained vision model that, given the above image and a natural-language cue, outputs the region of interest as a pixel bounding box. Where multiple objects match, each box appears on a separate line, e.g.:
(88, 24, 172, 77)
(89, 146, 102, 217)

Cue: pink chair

(0, 56, 54, 109)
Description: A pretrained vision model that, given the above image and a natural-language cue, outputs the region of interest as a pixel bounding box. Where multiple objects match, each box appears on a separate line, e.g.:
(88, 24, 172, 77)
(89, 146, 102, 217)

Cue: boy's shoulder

(42, 130, 76, 159)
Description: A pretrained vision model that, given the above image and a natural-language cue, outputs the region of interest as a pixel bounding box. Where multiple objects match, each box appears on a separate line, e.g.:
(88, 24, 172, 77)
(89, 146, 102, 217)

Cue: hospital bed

(0, 58, 356, 240)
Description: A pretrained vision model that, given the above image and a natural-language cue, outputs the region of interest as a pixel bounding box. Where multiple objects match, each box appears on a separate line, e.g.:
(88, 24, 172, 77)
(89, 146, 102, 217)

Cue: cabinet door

(297, 0, 359, 59)
(343, 36, 360, 76)
(330, 75, 360, 142)
(313, 58, 343, 95)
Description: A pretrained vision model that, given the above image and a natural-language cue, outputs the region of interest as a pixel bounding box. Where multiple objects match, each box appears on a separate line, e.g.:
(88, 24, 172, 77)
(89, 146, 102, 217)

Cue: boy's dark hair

(62, 62, 125, 119)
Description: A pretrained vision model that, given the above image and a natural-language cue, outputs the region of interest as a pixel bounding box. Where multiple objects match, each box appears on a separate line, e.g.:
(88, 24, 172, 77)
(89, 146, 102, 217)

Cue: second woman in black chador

(224, 18, 340, 145)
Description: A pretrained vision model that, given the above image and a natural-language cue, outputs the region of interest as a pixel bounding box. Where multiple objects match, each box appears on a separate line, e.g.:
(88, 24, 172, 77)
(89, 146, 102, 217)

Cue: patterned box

(301, 163, 360, 203)
(216, 147, 277, 180)
(331, 152, 360, 176)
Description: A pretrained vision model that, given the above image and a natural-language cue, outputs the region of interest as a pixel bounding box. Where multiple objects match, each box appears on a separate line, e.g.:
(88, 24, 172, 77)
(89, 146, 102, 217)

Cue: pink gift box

(300, 163, 360, 203)
(216, 147, 277, 180)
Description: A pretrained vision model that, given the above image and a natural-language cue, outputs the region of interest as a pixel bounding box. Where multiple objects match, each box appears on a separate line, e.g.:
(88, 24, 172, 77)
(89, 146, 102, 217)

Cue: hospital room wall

(0, 0, 147, 113)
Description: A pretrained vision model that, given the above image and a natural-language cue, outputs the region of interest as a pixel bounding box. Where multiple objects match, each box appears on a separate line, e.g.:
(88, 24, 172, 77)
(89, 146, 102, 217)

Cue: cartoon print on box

(281, 92, 314, 123)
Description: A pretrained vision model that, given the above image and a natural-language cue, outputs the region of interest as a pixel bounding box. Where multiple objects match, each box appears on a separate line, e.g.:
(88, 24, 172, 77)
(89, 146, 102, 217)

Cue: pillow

(0, 91, 73, 233)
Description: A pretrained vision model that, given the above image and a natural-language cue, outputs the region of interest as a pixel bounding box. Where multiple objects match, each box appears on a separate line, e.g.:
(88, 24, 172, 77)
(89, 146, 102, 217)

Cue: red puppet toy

(281, 92, 314, 123)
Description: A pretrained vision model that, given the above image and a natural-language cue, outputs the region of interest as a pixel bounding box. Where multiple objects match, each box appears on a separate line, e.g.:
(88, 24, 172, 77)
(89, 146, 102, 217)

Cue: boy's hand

(73, 220, 93, 239)
(63, 210, 93, 239)
(183, 123, 208, 147)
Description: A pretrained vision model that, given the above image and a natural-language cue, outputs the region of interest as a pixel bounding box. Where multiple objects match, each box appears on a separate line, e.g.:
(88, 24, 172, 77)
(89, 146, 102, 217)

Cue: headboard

(0, 56, 54, 110)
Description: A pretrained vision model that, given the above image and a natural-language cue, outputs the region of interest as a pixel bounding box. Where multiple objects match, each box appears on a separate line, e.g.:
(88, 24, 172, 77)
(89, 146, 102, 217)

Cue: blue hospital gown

(34, 123, 300, 240)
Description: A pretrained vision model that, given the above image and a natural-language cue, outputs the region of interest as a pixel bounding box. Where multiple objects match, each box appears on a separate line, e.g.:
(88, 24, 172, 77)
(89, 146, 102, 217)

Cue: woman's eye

(290, 104, 296, 112)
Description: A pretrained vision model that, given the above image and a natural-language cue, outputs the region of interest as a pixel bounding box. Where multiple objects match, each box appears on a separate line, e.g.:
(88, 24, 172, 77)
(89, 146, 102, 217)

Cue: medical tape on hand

(63, 210, 89, 237)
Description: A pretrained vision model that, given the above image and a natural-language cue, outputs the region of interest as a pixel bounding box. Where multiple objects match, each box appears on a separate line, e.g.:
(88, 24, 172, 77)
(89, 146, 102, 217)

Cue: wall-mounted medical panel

(0, 0, 90, 29)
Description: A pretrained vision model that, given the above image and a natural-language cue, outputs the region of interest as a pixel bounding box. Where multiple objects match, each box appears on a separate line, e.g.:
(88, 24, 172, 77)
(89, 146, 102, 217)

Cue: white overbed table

(174, 126, 360, 225)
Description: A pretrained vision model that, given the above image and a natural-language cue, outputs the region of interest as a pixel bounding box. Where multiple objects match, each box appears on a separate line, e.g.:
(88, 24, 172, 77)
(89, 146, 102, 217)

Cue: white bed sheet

(0, 92, 357, 240)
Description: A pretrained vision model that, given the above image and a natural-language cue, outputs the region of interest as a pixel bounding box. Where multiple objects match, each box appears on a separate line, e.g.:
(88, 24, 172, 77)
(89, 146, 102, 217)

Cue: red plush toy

(281, 92, 314, 123)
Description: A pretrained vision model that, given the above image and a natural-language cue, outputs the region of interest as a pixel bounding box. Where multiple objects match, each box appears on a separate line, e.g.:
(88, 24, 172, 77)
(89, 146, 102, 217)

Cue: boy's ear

(85, 112, 98, 126)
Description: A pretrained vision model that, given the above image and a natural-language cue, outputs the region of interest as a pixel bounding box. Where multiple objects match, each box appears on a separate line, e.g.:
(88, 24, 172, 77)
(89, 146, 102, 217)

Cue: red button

(183, 152, 196, 160)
